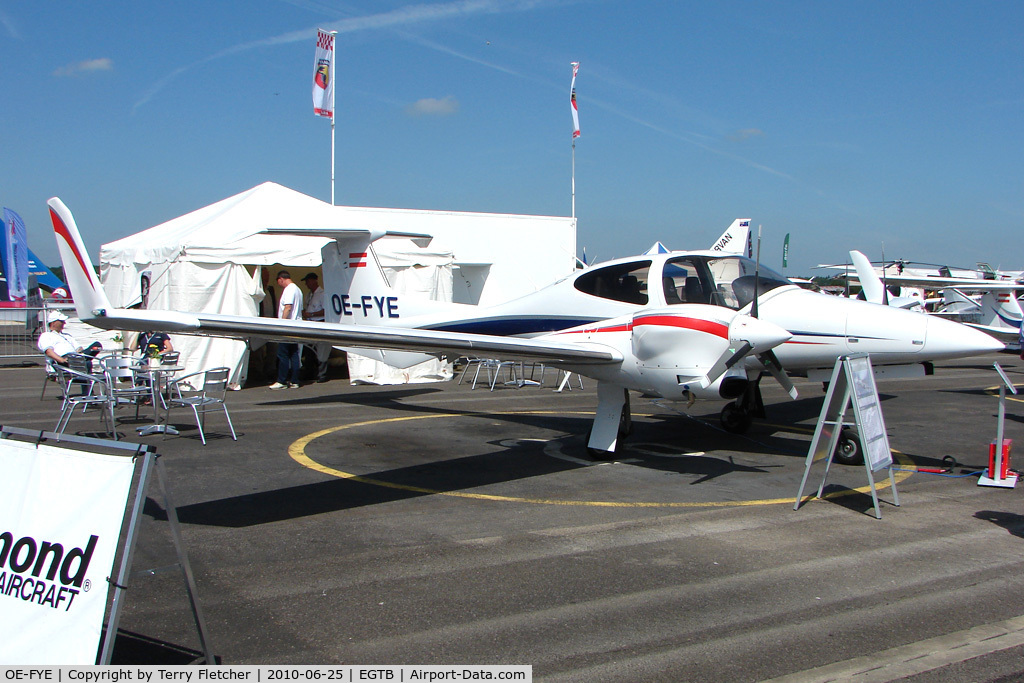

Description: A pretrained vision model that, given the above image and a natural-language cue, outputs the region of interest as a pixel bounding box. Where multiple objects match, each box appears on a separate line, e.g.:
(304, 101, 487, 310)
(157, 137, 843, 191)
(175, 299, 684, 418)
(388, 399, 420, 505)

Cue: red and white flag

(313, 29, 335, 119)
(570, 62, 580, 139)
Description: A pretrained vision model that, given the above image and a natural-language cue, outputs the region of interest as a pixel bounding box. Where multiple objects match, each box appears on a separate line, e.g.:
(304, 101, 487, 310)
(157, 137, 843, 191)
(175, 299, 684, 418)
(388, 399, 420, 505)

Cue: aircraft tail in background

(710, 219, 751, 256)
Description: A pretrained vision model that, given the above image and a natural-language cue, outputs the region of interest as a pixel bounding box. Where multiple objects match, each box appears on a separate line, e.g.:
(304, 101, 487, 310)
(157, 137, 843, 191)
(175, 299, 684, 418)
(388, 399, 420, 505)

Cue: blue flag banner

(2, 208, 28, 301)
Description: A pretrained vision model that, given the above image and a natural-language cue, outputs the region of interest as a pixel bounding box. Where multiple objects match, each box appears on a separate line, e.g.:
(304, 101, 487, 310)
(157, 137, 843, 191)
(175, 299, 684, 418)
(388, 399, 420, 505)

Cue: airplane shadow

(974, 510, 1024, 539)
(150, 409, 805, 528)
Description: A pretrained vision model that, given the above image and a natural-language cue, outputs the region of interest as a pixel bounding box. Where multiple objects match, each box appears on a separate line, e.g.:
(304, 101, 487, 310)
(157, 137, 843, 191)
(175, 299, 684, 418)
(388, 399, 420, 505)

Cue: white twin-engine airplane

(49, 198, 1002, 457)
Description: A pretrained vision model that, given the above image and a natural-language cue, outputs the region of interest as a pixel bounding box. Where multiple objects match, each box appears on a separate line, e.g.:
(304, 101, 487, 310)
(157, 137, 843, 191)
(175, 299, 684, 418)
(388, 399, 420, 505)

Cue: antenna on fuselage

(752, 225, 762, 319)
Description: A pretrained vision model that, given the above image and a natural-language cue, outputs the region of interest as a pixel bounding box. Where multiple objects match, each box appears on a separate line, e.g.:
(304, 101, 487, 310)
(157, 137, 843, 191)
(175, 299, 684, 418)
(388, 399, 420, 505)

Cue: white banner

(0, 439, 136, 664)
(313, 29, 335, 119)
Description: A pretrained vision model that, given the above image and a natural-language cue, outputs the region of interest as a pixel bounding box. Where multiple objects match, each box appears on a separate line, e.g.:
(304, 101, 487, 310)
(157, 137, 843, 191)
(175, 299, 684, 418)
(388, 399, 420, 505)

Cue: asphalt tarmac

(4, 352, 1024, 681)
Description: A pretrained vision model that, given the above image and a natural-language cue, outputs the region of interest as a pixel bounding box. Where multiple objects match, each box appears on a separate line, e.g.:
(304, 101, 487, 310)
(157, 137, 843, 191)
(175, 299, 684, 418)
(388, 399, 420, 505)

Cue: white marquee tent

(99, 182, 576, 386)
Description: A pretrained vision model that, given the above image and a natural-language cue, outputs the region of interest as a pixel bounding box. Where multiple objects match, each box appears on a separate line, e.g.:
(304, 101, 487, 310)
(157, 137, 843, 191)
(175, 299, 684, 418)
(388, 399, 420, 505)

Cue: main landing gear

(587, 390, 632, 460)
(719, 376, 766, 434)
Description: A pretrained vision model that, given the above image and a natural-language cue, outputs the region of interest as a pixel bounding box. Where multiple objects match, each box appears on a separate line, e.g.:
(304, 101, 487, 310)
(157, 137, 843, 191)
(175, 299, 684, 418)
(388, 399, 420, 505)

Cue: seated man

(37, 311, 101, 366)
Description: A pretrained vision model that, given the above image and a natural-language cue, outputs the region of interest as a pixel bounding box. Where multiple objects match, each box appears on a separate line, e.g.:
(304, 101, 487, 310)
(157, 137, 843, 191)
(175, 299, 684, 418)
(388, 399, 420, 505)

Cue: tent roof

(101, 181, 567, 268)
(101, 182, 338, 267)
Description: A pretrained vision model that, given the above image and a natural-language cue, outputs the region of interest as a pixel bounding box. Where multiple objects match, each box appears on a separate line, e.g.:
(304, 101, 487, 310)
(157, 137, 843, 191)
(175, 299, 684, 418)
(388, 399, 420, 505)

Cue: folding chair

(168, 367, 237, 445)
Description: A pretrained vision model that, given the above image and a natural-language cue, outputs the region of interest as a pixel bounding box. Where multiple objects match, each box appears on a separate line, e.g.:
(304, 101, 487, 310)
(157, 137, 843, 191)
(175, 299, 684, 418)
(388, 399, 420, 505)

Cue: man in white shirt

(37, 310, 100, 365)
(269, 270, 303, 390)
(302, 272, 331, 383)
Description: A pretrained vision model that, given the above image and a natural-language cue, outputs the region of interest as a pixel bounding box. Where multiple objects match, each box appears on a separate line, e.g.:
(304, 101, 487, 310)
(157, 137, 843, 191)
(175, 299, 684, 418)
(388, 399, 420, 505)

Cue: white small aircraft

(50, 198, 1003, 457)
(848, 250, 1023, 343)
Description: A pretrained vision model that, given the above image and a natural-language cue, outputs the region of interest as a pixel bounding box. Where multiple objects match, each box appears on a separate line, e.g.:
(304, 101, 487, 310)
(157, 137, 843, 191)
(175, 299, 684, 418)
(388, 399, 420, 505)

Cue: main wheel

(720, 401, 753, 433)
(834, 427, 863, 466)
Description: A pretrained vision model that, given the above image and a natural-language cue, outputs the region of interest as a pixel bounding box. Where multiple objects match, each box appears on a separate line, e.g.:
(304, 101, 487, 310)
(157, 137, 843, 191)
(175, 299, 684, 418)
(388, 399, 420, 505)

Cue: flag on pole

(570, 62, 580, 139)
(312, 29, 335, 119)
(782, 232, 790, 269)
(2, 208, 28, 301)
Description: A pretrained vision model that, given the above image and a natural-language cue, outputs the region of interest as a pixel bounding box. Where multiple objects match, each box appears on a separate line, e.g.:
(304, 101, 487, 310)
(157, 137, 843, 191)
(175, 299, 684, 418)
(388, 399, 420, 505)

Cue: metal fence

(0, 304, 76, 360)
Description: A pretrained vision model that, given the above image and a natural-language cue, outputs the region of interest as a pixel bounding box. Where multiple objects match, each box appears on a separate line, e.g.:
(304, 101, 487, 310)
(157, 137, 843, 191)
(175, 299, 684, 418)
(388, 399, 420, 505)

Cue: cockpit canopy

(574, 255, 791, 310)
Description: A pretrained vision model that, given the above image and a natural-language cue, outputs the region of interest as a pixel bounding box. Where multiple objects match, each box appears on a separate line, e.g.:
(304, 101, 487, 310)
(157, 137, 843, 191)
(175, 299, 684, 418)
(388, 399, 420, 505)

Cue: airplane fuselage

(324, 249, 1001, 377)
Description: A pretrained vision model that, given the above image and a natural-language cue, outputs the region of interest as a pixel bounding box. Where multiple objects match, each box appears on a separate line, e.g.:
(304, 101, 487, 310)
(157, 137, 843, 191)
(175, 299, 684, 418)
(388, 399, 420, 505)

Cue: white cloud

(54, 58, 113, 77)
(406, 96, 459, 116)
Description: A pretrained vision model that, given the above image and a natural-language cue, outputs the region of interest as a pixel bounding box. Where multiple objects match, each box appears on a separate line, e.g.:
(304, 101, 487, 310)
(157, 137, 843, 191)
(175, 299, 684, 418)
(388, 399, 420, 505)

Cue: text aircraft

(50, 198, 1002, 455)
(849, 250, 1022, 343)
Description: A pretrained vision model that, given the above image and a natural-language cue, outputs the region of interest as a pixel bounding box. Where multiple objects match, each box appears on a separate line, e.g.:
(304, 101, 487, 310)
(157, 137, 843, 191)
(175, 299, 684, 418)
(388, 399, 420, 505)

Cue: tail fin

(850, 250, 886, 304)
(978, 290, 1023, 332)
(320, 231, 461, 326)
(47, 197, 113, 320)
(710, 219, 751, 256)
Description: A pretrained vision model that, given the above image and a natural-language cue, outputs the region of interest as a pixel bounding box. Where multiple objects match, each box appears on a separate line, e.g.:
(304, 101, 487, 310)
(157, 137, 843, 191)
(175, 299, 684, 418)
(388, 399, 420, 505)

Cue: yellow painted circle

(289, 410, 914, 508)
(984, 384, 1024, 403)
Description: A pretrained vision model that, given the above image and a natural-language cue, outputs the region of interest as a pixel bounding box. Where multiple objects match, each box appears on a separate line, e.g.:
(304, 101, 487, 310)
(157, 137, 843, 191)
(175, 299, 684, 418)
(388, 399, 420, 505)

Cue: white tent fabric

(98, 181, 575, 386)
(100, 183, 341, 387)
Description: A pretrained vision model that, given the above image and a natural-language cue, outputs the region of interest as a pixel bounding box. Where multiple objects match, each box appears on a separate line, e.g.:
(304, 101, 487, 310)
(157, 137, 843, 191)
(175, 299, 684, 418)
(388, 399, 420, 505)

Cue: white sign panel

(0, 439, 135, 664)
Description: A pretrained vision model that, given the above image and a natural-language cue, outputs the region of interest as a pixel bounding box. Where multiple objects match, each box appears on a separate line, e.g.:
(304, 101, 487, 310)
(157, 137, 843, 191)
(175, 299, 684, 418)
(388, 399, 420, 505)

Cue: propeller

(700, 315, 791, 389)
(744, 225, 798, 398)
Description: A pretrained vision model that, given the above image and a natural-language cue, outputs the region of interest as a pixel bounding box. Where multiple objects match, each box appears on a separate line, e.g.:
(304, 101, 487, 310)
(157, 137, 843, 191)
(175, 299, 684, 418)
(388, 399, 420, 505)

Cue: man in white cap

(37, 311, 100, 365)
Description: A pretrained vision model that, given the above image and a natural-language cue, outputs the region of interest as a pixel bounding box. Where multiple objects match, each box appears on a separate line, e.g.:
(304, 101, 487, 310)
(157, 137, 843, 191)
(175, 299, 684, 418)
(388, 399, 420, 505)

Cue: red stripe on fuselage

(633, 314, 729, 339)
(556, 315, 730, 338)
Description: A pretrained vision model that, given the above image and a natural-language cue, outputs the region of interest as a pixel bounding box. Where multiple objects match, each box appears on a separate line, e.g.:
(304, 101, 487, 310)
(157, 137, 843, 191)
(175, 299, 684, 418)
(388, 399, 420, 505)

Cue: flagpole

(571, 139, 576, 219)
(330, 30, 337, 206)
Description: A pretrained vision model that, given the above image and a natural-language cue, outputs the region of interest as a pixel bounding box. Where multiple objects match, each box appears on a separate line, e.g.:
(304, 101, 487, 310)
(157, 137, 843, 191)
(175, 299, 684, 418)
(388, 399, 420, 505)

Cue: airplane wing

(79, 307, 623, 366)
(847, 273, 1023, 291)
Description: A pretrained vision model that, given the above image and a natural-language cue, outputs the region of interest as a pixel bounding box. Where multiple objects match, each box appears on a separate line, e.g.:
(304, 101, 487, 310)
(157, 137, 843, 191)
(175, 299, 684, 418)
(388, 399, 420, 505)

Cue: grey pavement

(3, 353, 1024, 681)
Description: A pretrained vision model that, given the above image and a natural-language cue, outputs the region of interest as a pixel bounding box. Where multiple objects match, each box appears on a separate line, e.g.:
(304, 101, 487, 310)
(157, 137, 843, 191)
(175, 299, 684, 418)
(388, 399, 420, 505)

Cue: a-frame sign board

(0, 426, 214, 665)
(793, 354, 900, 519)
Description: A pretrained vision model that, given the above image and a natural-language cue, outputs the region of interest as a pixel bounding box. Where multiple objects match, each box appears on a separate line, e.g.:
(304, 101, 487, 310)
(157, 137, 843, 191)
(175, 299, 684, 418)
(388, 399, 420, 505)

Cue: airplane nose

(731, 314, 793, 352)
(923, 316, 1005, 359)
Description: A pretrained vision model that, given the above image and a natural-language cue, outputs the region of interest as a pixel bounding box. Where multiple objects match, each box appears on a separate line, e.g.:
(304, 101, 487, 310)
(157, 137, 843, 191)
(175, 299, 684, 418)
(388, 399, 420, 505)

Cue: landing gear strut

(587, 389, 632, 460)
(719, 375, 766, 434)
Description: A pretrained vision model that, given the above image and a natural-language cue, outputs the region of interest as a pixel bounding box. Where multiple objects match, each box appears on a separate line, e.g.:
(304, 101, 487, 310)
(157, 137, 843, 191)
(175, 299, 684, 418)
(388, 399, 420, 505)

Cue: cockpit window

(660, 256, 791, 310)
(662, 257, 713, 305)
(574, 261, 650, 304)
(706, 257, 790, 309)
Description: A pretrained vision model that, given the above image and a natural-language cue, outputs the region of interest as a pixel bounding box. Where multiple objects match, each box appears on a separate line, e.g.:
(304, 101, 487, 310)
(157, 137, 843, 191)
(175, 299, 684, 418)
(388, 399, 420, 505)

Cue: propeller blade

(759, 349, 798, 399)
(701, 342, 752, 388)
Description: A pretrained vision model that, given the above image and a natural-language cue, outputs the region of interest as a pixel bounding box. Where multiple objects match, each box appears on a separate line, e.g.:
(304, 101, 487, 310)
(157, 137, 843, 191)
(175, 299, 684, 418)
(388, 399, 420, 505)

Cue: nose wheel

(720, 401, 753, 433)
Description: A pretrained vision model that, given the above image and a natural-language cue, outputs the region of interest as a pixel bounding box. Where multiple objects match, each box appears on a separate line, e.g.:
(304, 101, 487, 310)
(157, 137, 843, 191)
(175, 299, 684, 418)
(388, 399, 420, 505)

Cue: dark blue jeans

(276, 342, 301, 384)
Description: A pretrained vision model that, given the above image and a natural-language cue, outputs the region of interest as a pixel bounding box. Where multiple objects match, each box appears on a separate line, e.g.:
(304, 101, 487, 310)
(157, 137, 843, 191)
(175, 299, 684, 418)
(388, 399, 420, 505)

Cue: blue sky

(2, 0, 1023, 276)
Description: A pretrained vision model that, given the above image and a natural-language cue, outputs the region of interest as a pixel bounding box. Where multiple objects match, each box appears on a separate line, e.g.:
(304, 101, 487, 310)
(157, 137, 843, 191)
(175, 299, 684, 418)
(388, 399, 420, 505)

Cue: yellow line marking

(984, 384, 1024, 403)
(289, 411, 915, 508)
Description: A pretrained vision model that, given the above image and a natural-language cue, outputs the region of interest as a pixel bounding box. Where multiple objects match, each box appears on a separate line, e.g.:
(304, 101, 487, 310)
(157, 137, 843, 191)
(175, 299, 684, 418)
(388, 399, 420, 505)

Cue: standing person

(269, 270, 303, 390)
(302, 272, 332, 383)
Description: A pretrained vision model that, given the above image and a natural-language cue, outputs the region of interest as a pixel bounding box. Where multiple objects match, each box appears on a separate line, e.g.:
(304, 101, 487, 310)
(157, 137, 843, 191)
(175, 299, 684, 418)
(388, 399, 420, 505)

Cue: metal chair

(167, 367, 237, 445)
(102, 355, 152, 420)
(53, 365, 118, 439)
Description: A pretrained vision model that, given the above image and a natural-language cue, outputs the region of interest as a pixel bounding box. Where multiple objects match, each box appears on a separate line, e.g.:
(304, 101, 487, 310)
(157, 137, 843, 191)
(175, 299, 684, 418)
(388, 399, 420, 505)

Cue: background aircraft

(848, 249, 1022, 345)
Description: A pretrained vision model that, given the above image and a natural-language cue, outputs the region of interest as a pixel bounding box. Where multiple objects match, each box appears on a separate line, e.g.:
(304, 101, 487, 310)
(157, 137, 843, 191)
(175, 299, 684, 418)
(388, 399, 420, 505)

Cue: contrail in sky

(133, 0, 549, 112)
